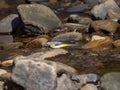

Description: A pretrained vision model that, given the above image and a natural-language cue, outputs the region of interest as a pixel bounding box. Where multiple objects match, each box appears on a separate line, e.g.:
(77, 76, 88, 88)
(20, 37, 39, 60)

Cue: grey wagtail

(44, 41, 78, 48)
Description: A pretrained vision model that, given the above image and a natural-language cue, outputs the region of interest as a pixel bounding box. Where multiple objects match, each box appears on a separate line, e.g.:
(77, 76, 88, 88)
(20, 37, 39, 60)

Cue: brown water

(0, 0, 120, 76)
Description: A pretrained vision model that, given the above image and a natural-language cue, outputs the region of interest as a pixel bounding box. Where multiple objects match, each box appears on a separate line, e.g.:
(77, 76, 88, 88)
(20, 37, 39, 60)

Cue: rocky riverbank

(0, 0, 120, 90)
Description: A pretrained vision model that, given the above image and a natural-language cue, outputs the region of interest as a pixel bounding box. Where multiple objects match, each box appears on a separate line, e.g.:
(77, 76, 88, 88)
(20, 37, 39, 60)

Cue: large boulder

(101, 72, 120, 90)
(17, 4, 61, 35)
(91, 0, 120, 19)
(12, 56, 77, 90)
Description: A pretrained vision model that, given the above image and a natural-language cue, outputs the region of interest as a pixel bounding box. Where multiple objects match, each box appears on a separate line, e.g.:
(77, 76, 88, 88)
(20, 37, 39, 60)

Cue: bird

(44, 41, 78, 48)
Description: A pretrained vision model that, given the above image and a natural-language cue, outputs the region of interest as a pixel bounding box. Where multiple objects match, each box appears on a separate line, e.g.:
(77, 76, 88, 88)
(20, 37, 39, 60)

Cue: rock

(0, 42, 23, 50)
(83, 0, 99, 8)
(17, 4, 61, 35)
(91, 0, 120, 19)
(55, 74, 78, 90)
(12, 56, 77, 90)
(90, 20, 120, 35)
(72, 74, 99, 87)
(91, 35, 106, 41)
(0, 72, 11, 81)
(101, 72, 120, 90)
(28, 48, 68, 60)
(0, 69, 7, 75)
(52, 32, 83, 42)
(81, 84, 98, 90)
(0, 35, 13, 44)
(81, 37, 112, 50)
(107, 9, 120, 20)
(0, 59, 13, 67)
(113, 39, 120, 48)
(0, 69, 11, 81)
(66, 3, 89, 13)
(12, 58, 57, 90)
(25, 36, 49, 49)
(0, 14, 21, 33)
(0, 81, 4, 90)
(66, 14, 92, 25)
(63, 23, 88, 32)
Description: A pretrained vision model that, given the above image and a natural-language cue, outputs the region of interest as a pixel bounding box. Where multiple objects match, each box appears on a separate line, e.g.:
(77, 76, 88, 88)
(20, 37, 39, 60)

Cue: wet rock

(101, 72, 120, 90)
(91, 0, 120, 19)
(81, 37, 112, 50)
(91, 35, 106, 41)
(25, 36, 49, 49)
(0, 35, 13, 44)
(0, 72, 11, 81)
(107, 9, 120, 20)
(72, 74, 99, 87)
(0, 81, 4, 90)
(66, 3, 89, 13)
(52, 32, 83, 42)
(113, 39, 120, 48)
(12, 56, 77, 90)
(55, 74, 78, 90)
(28, 48, 68, 60)
(0, 42, 23, 50)
(90, 20, 120, 35)
(63, 23, 88, 32)
(17, 4, 61, 35)
(81, 84, 98, 90)
(0, 59, 13, 67)
(66, 14, 92, 25)
(0, 14, 21, 33)
(0, 69, 7, 76)
(12, 58, 57, 90)
(83, 0, 99, 8)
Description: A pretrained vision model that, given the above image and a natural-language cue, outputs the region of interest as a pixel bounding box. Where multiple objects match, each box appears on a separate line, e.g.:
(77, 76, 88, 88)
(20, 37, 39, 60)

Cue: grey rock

(52, 32, 83, 42)
(91, 0, 120, 19)
(101, 72, 120, 90)
(55, 74, 78, 90)
(83, 0, 99, 8)
(72, 74, 99, 87)
(28, 49, 68, 60)
(12, 56, 77, 90)
(63, 23, 88, 31)
(0, 81, 4, 90)
(12, 57, 57, 90)
(81, 84, 98, 90)
(66, 3, 89, 13)
(67, 14, 92, 25)
(0, 35, 13, 44)
(17, 4, 61, 35)
(0, 14, 21, 33)
(107, 9, 120, 20)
